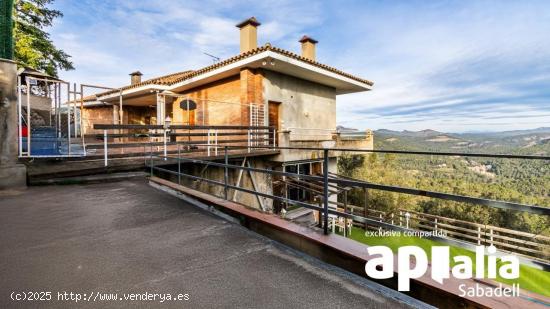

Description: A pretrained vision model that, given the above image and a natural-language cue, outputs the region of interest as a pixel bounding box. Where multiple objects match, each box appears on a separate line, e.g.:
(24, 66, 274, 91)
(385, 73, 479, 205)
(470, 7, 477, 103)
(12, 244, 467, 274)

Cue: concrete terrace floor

(0, 179, 428, 309)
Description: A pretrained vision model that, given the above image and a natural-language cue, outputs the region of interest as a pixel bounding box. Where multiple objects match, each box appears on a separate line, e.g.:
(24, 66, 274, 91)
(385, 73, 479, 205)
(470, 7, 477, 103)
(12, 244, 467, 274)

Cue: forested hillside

(338, 128, 550, 235)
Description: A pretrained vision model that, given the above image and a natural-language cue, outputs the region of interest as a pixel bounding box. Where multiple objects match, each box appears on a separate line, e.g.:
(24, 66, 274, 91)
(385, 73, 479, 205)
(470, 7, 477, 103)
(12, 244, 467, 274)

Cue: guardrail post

(177, 144, 181, 185)
(405, 212, 410, 229)
(477, 226, 481, 245)
(434, 218, 438, 232)
(363, 188, 368, 230)
(323, 148, 329, 235)
(224, 146, 229, 200)
(103, 130, 108, 166)
(490, 228, 494, 247)
(399, 210, 402, 227)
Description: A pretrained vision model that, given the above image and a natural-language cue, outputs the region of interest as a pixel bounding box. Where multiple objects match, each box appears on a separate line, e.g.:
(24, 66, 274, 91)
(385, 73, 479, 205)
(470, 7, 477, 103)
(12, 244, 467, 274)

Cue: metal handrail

(148, 142, 550, 265)
(223, 144, 550, 160)
(152, 153, 550, 216)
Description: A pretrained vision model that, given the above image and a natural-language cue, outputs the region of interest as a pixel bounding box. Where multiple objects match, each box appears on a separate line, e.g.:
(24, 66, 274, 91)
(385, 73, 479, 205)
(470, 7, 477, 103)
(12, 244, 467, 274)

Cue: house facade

(76, 17, 374, 213)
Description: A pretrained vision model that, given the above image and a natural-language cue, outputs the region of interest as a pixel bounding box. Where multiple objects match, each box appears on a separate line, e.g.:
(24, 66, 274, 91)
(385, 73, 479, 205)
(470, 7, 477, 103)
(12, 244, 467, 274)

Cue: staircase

(285, 207, 316, 226)
(22, 126, 85, 156)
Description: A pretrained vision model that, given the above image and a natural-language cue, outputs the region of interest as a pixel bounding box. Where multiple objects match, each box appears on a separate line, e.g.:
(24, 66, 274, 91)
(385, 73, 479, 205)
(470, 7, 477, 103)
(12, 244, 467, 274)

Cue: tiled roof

(99, 70, 195, 96)
(96, 44, 372, 98)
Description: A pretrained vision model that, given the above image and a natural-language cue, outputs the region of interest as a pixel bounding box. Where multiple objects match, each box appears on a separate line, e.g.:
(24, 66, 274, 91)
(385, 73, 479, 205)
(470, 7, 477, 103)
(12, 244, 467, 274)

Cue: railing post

(207, 129, 211, 157)
(163, 128, 167, 159)
(224, 146, 229, 200)
(215, 129, 218, 156)
(177, 143, 181, 185)
(317, 198, 323, 228)
(364, 188, 368, 230)
(247, 129, 251, 153)
(490, 228, 494, 247)
(103, 130, 108, 166)
(323, 148, 329, 235)
(343, 191, 348, 237)
(150, 143, 153, 177)
(405, 212, 410, 229)
(477, 226, 482, 245)
(434, 218, 438, 232)
(272, 128, 276, 149)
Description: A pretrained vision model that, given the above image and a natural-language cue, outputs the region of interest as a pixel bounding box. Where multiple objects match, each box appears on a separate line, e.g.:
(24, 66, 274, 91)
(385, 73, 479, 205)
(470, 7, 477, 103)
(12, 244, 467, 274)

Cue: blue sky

(50, 0, 550, 132)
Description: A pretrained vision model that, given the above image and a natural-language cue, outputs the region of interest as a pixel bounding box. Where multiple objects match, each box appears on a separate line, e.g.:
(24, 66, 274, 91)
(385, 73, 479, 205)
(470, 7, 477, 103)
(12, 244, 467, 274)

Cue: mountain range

(371, 127, 550, 155)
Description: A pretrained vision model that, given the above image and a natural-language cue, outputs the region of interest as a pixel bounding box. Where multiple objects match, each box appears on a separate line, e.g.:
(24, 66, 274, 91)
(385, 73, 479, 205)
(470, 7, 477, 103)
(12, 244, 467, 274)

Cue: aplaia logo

(365, 245, 519, 291)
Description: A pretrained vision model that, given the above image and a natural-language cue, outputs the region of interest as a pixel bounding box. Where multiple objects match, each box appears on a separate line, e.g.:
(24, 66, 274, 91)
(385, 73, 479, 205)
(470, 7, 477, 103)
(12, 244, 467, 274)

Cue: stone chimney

(236, 17, 261, 53)
(299, 35, 318, 61)
(129, 71, 143, 85)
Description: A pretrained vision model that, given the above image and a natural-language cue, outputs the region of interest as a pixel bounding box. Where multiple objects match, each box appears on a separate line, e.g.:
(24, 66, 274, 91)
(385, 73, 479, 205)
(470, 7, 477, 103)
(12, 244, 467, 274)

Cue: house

(72, 17, 375, 213)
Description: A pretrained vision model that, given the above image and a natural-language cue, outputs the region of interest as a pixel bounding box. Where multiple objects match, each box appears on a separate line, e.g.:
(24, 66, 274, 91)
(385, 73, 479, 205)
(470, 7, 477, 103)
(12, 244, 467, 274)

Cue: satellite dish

(179, 100, 197, 111)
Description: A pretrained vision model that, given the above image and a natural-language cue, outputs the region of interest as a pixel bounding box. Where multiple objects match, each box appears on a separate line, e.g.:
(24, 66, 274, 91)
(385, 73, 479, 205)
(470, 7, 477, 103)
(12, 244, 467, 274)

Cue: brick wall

(240, 68, 263, 126)
(173, 75, 242, 126)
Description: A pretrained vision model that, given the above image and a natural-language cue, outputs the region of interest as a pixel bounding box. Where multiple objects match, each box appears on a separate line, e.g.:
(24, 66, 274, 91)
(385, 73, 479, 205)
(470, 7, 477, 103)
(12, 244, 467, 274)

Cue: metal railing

(148, 143, 550, 266)
(92, 124, 277, 166)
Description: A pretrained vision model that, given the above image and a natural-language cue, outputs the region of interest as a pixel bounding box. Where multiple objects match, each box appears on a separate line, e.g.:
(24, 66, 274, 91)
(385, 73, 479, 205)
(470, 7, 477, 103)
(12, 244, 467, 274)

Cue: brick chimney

(129, 71, 143, 85)
(236, 17, 261, 53)
(299, 35, 318, 61)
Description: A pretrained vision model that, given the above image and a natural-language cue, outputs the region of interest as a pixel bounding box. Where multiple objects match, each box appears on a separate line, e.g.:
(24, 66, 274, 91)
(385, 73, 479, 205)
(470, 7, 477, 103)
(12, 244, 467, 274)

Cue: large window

(283, 160, 323, 203)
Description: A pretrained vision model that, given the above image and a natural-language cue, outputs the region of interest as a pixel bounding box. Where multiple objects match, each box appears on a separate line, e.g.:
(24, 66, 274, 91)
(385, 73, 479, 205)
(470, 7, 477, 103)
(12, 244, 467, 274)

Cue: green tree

(1, 0, 14, 59)
(14, 0, 73, 76)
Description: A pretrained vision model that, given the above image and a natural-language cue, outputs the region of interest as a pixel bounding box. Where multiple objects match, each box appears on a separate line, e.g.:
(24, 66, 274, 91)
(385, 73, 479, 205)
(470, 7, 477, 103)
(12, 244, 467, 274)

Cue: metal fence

(147, 143, 550, 266)
(91, 124, 276, 166)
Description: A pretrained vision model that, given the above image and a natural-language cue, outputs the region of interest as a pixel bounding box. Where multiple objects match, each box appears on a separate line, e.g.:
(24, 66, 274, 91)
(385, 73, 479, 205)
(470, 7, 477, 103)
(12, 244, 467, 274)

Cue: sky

(49, 0, 550, 133)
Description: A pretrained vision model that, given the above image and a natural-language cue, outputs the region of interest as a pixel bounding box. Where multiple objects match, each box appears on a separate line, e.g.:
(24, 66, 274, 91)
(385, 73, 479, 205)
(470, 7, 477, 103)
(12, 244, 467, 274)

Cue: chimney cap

(299, 35, 318, 44)
(236, 17, 261, 28)
(129, 71, 143, 76)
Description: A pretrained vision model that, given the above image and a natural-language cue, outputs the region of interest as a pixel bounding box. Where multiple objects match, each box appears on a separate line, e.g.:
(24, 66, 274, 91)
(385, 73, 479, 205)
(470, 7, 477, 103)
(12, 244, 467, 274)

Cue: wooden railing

(345, 205, 550, 262)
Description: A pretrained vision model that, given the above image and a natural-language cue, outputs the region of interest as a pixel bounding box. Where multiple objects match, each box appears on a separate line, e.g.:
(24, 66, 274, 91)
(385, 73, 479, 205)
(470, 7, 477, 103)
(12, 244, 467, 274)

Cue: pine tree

(1, 0, 14, 59)
(14, 0, 74, 77)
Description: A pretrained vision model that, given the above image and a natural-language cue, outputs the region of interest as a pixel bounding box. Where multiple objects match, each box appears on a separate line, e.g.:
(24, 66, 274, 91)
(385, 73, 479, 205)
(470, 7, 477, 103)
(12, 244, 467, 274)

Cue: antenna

(203, 52, 221, 64)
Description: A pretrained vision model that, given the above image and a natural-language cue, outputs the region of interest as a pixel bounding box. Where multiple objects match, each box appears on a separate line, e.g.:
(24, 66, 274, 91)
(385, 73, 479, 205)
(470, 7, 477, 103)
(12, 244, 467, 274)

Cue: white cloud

(49, 0, 550, 132)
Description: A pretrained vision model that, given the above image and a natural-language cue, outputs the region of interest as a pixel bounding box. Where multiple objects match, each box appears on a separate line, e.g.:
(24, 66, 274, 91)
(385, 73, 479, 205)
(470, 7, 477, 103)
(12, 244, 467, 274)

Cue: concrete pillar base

(0, 163, 27, 189)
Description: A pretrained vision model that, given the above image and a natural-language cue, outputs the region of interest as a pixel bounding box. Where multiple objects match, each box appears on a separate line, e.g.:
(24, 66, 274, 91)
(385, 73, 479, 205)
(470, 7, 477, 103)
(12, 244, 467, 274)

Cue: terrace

(146, 144, 550, 308)
(0, 178, 425, 309)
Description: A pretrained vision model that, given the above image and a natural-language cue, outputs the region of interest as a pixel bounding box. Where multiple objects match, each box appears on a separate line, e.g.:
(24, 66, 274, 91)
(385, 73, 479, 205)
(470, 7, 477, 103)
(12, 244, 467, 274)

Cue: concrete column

(0, 59, 26, 189)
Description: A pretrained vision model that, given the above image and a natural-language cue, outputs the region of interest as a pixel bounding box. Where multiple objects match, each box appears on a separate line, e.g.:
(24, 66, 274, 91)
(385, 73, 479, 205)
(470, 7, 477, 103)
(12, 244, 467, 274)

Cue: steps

(22, 126, 85, 156)
(285, 207, 316, 226)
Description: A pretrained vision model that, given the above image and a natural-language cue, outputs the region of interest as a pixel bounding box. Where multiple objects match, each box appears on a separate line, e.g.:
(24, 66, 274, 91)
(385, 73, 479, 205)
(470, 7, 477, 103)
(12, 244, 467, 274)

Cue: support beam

(246, 160, 265, 211)
(232, 157, 247, 201)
